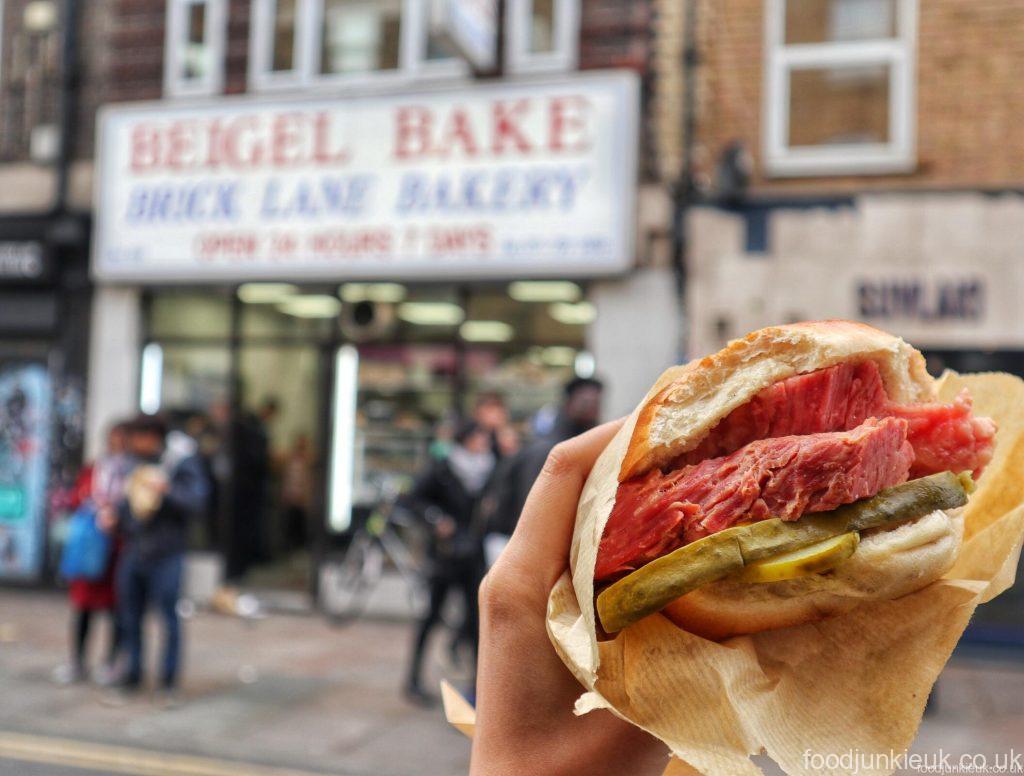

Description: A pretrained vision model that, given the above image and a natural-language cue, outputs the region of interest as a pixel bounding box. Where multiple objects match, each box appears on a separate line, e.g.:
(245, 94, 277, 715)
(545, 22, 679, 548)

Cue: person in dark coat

(403, 421, 495, 705)
(116, 415, 211, 700)
(482, 377, 603, 561)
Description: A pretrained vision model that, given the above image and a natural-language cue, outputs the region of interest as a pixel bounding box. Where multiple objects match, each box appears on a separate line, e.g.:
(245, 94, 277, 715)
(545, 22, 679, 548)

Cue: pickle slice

(596, 470, 971, 633)
(732, 532, 860, 583)
(596, 528, 745, 634)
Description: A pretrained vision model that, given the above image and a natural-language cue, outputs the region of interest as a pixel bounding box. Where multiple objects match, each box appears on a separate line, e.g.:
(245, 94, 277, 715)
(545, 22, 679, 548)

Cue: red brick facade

(655, 0, 1024, 195)
(0, 1, 655, 171)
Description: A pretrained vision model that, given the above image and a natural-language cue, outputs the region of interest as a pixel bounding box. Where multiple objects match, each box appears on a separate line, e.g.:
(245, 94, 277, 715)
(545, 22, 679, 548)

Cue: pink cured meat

(678, 361, 994, 477)
(595, 361, 996, 582)
(595, 417, 913, 581)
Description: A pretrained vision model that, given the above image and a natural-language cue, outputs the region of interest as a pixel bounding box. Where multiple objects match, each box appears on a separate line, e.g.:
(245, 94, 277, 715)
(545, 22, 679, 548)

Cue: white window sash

(249, 0, 478, 93)
(164, 0, 226, 98)
(248, 0, 581, 91)
(506, 0, 579, 74)
(248, 0, 313, 91)
(403, 1, 468, 79)
(762, 0, 917, 177)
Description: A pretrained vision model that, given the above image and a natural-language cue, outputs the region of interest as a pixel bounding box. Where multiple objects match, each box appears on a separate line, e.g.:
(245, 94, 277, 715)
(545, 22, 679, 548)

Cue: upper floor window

(763, 0, 917, 177)
(507, 0, 578, 73)
(164, 0, 227, 97)
(249, 0, 576, 92)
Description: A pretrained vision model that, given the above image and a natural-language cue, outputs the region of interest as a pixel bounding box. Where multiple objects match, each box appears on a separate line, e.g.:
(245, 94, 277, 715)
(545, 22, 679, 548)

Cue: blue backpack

(59, 503, 112, 581)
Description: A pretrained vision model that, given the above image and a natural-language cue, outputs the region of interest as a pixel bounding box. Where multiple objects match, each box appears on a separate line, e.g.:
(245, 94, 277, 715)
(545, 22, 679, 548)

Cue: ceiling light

(574, 350, 596, 378)
(460, 320, 514, 342)
(238, 282, 299, 304)
(397, 302, 465, 326)
(508, 280, 582, 303)
(339, 283, 407, 304)
(541, 346, 577, 367)
(277, 295, 342, 318)
(549, 301, 596, 325)
(24, 1, 58, 33)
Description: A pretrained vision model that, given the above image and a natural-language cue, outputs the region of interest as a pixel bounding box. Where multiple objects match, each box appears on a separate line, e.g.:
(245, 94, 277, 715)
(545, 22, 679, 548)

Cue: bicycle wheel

(322, 532, 384, 626)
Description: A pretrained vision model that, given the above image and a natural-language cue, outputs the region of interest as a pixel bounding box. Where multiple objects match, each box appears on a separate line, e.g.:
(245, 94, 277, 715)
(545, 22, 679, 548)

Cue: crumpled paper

(539, 370, 1024, 776)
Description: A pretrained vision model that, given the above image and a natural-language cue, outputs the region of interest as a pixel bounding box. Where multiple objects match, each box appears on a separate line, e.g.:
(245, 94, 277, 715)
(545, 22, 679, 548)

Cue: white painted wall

(588, 267, 683, 420)
(688, 193, 1024, 357)
(85, 285, 142, 458)
(0, 163, 55, 213)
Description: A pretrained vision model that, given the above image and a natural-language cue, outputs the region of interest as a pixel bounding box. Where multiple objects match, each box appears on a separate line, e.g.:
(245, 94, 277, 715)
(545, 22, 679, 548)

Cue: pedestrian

(280, 433, 313, 551)
(55, 422, 132, 685)
(472, 392, 511, 458)
(403, 420, 495, 706)
(482, 377, 603, 562)
(477, 424, 522, 568)
(115, 414, 211, 703)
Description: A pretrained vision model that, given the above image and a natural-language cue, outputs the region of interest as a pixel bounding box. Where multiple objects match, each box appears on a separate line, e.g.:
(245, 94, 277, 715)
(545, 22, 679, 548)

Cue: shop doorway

(231, 344, 324, 589)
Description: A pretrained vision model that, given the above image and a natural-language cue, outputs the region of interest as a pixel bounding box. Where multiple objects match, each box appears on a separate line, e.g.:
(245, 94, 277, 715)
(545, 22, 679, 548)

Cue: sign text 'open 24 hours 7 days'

(91, 72, 639, 283)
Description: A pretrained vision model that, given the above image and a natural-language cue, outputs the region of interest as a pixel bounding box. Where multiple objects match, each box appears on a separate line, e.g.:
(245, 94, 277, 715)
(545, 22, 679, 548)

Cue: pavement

(0, 590, 471, 776)
(0, 590, 1023, 775)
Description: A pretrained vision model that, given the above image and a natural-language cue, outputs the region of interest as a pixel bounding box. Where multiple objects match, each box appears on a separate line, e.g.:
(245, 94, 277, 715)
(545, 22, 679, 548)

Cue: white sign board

(442, 0, 499, 73)
(92, 72, 639, 283)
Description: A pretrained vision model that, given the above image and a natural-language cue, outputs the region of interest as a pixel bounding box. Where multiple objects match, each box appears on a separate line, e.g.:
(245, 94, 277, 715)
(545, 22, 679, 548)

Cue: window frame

(762, 0, 917, 177)
(164, 0, 227, 98)
(247, 0, 312, 91)
(249, 0, 577, 93)
(505, 0, 579, 75)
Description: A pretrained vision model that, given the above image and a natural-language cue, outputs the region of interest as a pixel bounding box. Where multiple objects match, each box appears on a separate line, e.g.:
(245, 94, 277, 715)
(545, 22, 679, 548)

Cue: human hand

(96, 505, 117, 532)
(471, 421, 669, 775)
(435, 515, 457, 540)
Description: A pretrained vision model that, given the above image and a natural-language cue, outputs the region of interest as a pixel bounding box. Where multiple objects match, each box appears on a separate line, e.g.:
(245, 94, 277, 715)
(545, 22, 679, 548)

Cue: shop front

(134, 280, 595, 588)
(0, 213, 91, 585)
(88, 72, 674, 594)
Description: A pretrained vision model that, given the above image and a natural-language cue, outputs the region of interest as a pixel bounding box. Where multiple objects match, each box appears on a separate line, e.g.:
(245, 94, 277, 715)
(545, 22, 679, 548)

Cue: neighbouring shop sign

(92, 72, 639, 283)
(856, 276, 985, 323)
(0, 242, 47, 280)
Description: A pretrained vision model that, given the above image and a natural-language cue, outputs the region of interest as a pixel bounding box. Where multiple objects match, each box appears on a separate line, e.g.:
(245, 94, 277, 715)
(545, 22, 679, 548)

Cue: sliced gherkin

(733, 532, 860, 583)
(596, 471, 971, 634)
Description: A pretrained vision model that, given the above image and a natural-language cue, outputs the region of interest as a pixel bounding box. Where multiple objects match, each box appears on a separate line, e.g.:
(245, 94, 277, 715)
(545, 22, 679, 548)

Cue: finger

(504, 419, 624, 584)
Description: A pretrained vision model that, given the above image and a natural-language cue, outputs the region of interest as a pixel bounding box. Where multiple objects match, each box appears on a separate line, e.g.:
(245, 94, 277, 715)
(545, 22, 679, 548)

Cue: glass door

(234, 343, 324, 589)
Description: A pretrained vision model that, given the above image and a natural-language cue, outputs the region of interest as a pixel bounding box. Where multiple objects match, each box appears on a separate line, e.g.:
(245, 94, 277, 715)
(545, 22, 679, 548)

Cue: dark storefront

(0, 212, 91, 583)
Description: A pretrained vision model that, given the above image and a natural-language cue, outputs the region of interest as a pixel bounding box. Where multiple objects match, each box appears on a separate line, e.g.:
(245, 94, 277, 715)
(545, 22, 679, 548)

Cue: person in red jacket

(56, 422, 132, 685)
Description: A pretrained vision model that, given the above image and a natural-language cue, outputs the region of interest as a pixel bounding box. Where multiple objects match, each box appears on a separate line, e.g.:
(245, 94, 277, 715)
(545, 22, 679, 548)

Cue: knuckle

(540, 441, 577, 480)
(477, 566, 528, 623)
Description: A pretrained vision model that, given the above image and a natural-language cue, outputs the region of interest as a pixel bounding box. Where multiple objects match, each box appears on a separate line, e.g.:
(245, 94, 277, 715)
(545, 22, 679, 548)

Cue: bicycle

(320, 481, 429, 625)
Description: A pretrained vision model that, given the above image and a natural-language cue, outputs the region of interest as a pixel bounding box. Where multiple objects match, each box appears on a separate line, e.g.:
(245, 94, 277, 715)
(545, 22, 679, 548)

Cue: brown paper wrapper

(541, 370, 1024, 776)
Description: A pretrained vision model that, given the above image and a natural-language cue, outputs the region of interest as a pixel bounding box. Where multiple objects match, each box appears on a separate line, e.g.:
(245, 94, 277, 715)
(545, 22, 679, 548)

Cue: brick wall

(653, 0, 1024, 195)
(0, 1, 657, 179)
(0, 0, 62, 162)
(83, 0, 657, 172)
(578, 0, 656, 178)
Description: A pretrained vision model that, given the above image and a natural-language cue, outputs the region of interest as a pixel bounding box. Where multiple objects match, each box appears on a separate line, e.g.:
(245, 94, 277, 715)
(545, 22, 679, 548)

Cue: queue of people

(56, 413, 211, 703)
(54, 379, 602, 709)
